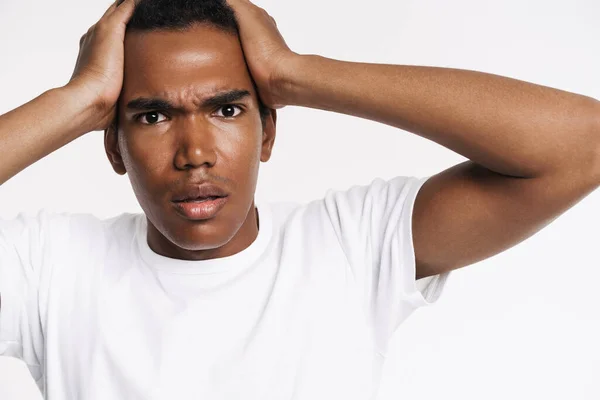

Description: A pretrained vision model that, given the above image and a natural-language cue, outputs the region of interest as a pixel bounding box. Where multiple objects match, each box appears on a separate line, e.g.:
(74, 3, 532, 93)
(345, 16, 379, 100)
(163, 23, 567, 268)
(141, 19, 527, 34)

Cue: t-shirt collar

(136, 202, 273, 275)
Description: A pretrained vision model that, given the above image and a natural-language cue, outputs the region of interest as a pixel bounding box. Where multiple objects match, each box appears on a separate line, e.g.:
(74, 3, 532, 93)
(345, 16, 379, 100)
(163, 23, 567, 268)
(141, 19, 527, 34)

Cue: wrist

(56, 81, 108, 134)
(272, 53, 315, 107)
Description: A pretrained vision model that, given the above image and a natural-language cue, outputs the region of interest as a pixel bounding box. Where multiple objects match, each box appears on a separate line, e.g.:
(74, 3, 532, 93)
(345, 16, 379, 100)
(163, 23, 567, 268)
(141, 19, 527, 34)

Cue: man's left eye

(137, 112, 167, 125)
(215, 105, 243, 118)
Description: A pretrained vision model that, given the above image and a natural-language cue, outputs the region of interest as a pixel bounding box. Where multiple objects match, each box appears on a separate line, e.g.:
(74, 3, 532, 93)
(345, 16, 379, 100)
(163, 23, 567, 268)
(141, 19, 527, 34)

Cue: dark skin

(104, 23, 277, 261)
(4, 0, 596, 282)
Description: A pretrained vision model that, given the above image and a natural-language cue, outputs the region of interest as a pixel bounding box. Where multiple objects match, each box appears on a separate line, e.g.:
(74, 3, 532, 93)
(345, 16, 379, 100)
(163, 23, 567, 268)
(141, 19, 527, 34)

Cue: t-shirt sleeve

(0, 210, 56, 380)
(323, 175, 450, 353)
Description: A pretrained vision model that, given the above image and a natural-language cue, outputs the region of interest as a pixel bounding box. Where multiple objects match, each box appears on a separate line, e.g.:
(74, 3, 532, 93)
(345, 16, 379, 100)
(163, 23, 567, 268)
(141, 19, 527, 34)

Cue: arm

(276, 55, 600, 279)
(0, 87, 97, 186)
(226, 0, 600, 280)
(0, 0, 137, 186)
(279, 56, 600, 180)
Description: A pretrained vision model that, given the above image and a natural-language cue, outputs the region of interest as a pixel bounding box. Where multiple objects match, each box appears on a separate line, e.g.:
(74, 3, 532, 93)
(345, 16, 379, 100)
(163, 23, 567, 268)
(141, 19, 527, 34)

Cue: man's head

(104, 0, 277, 260)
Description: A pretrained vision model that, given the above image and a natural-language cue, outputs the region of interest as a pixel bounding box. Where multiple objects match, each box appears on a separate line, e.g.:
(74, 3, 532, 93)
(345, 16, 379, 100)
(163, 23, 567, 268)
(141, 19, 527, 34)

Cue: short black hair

(117, 0, 271, 127)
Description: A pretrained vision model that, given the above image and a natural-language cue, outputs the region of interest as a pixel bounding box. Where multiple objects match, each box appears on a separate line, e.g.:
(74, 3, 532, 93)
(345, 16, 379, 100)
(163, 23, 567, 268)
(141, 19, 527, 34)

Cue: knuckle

(95, 20, 113, 34)
(95, 21, 107, 32)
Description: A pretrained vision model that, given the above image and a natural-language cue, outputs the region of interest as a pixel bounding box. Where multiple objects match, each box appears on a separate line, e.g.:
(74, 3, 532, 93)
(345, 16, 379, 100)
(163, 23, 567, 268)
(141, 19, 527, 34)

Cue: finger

(79, 23, 96, 46)
(109, 0, 137, 22)
(100, 0, 120, 19)
(100, 0, 135, 23)
(225, 0, 252, 12)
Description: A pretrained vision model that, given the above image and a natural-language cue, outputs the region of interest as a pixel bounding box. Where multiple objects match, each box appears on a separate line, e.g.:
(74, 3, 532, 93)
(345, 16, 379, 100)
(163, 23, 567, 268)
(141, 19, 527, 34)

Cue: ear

(260, 108, 277, 163)
(104, 122, 127, 175)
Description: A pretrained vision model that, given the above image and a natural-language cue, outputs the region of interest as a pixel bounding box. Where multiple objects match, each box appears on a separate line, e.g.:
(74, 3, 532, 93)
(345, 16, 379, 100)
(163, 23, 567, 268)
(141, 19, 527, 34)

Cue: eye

(215, 104, 244, 118)
(136, 111, 167, 125)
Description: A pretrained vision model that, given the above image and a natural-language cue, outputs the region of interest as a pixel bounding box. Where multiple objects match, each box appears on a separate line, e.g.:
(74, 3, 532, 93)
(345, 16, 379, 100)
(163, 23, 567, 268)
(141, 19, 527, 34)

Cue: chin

(166, 222, 233, 251)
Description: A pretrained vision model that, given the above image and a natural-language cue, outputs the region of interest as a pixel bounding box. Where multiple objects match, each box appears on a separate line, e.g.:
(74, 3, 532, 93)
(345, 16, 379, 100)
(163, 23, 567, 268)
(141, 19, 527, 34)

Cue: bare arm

(274, 55, 600, 279)
(0, 0, 137, 186)
(278, 55, 600, 180)
(227, 0, 600, 280)
(0, 86, 98, 185)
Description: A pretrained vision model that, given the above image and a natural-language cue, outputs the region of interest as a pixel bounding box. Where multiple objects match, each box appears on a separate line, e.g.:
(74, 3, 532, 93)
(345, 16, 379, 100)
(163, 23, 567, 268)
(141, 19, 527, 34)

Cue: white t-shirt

(0, 175, 450, 400)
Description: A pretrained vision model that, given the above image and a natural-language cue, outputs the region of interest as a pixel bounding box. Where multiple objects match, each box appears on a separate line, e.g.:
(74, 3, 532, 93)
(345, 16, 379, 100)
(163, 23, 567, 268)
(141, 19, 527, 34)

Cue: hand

(226, 0, 299, 109)
(67, 0, 137, 131)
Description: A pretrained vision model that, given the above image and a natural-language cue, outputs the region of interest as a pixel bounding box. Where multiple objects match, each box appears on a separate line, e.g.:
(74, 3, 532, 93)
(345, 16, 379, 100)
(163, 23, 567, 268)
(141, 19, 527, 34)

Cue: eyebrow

(125, 89, 252, 112)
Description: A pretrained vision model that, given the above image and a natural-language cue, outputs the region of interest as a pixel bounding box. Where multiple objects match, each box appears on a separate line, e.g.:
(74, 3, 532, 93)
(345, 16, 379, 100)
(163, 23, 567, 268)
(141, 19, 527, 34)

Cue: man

(0, 0, 598, 399)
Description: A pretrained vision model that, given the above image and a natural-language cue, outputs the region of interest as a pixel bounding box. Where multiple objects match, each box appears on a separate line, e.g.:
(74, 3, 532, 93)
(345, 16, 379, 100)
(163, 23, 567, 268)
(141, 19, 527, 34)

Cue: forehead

(122, 24, 253, 101)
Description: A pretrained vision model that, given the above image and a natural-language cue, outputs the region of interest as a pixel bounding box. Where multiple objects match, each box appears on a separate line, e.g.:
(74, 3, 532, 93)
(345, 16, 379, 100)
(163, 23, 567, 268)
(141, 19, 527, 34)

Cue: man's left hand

(226, 0, 298, 109)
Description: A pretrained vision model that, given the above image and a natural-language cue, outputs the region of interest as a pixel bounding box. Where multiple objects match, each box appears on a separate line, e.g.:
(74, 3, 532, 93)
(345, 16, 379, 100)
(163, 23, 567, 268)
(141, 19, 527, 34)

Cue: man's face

(104, 23, 276, 260)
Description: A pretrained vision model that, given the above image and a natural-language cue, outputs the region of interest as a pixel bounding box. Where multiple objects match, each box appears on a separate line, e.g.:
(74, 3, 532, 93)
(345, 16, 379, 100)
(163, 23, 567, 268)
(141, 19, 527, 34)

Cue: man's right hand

(67, 0, 137, 132)
(0, 0, 137, 185)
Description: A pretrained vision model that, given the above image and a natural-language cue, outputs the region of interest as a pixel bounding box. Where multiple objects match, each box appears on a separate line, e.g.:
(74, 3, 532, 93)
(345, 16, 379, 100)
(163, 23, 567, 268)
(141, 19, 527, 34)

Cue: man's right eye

(136, 111, 168, 125)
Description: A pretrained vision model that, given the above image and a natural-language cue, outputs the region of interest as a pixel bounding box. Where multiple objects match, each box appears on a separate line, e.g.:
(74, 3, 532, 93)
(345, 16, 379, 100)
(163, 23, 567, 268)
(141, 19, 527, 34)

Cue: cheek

(230, 130, 263, 171)
(122, 133, 170, 174)
(226, 135, 260, 163)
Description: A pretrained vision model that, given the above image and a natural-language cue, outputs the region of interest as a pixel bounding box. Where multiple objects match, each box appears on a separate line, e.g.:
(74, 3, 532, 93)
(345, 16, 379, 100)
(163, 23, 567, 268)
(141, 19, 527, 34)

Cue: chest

(46, 252, 379, 399)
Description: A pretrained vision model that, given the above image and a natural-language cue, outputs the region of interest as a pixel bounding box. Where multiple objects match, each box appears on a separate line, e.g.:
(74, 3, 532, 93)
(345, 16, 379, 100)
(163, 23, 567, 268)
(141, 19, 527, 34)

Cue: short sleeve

(323, 176, 450, 353)
(0, 210, 56, 381)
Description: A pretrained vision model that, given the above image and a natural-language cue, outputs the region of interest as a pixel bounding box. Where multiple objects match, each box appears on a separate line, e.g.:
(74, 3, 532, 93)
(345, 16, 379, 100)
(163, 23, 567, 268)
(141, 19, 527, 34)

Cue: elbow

(548, 97, 600, 190)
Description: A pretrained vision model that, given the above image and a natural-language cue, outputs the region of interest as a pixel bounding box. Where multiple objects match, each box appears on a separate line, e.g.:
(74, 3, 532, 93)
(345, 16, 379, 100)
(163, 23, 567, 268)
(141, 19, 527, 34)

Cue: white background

(1, 0, 600, 398)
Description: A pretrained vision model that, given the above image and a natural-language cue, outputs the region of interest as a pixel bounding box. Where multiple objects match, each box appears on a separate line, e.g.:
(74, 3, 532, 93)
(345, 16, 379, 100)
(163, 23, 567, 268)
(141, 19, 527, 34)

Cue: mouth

(171, 195, 229, 220)
(173, 196, 224, 203)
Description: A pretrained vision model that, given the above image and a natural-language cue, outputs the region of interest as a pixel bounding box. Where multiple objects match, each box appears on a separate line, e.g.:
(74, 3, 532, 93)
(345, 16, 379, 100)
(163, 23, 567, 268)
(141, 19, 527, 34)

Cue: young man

(0, 0, 598, 398)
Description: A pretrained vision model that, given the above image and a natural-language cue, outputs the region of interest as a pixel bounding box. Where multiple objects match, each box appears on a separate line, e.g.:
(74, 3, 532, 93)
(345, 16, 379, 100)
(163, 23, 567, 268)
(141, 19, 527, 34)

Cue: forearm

(278, 54, 600, 178)
(0, 86, 97, 185)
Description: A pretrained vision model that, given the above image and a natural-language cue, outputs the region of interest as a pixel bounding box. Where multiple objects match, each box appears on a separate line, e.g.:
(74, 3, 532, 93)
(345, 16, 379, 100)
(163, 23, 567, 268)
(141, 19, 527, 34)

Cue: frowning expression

(104, 23, 276, 260)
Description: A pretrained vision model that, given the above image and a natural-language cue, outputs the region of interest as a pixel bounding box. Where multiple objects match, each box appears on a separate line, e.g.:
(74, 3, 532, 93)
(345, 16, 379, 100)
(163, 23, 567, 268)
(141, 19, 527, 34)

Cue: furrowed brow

(201, 89, 251, 108)
(125, 89, 252, 112)
(126, 98, 178, 112)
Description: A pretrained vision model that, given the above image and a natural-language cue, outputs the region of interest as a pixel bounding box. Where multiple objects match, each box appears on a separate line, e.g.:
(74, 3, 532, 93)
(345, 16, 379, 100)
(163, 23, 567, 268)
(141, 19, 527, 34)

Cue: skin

(226, 0, 600, 281)
(1, 0, 598, 281)
(104, 23, 277, 261)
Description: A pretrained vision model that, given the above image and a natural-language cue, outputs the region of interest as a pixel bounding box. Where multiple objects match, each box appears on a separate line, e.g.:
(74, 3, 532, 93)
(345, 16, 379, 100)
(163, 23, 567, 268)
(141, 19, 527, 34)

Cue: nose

(173, 116, 218, 170)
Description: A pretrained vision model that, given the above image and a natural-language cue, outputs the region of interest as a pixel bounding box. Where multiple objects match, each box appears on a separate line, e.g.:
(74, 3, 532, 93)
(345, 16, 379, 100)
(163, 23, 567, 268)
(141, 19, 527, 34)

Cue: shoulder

(0, 209, 142, 249)
(266, 201, 303, 221)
